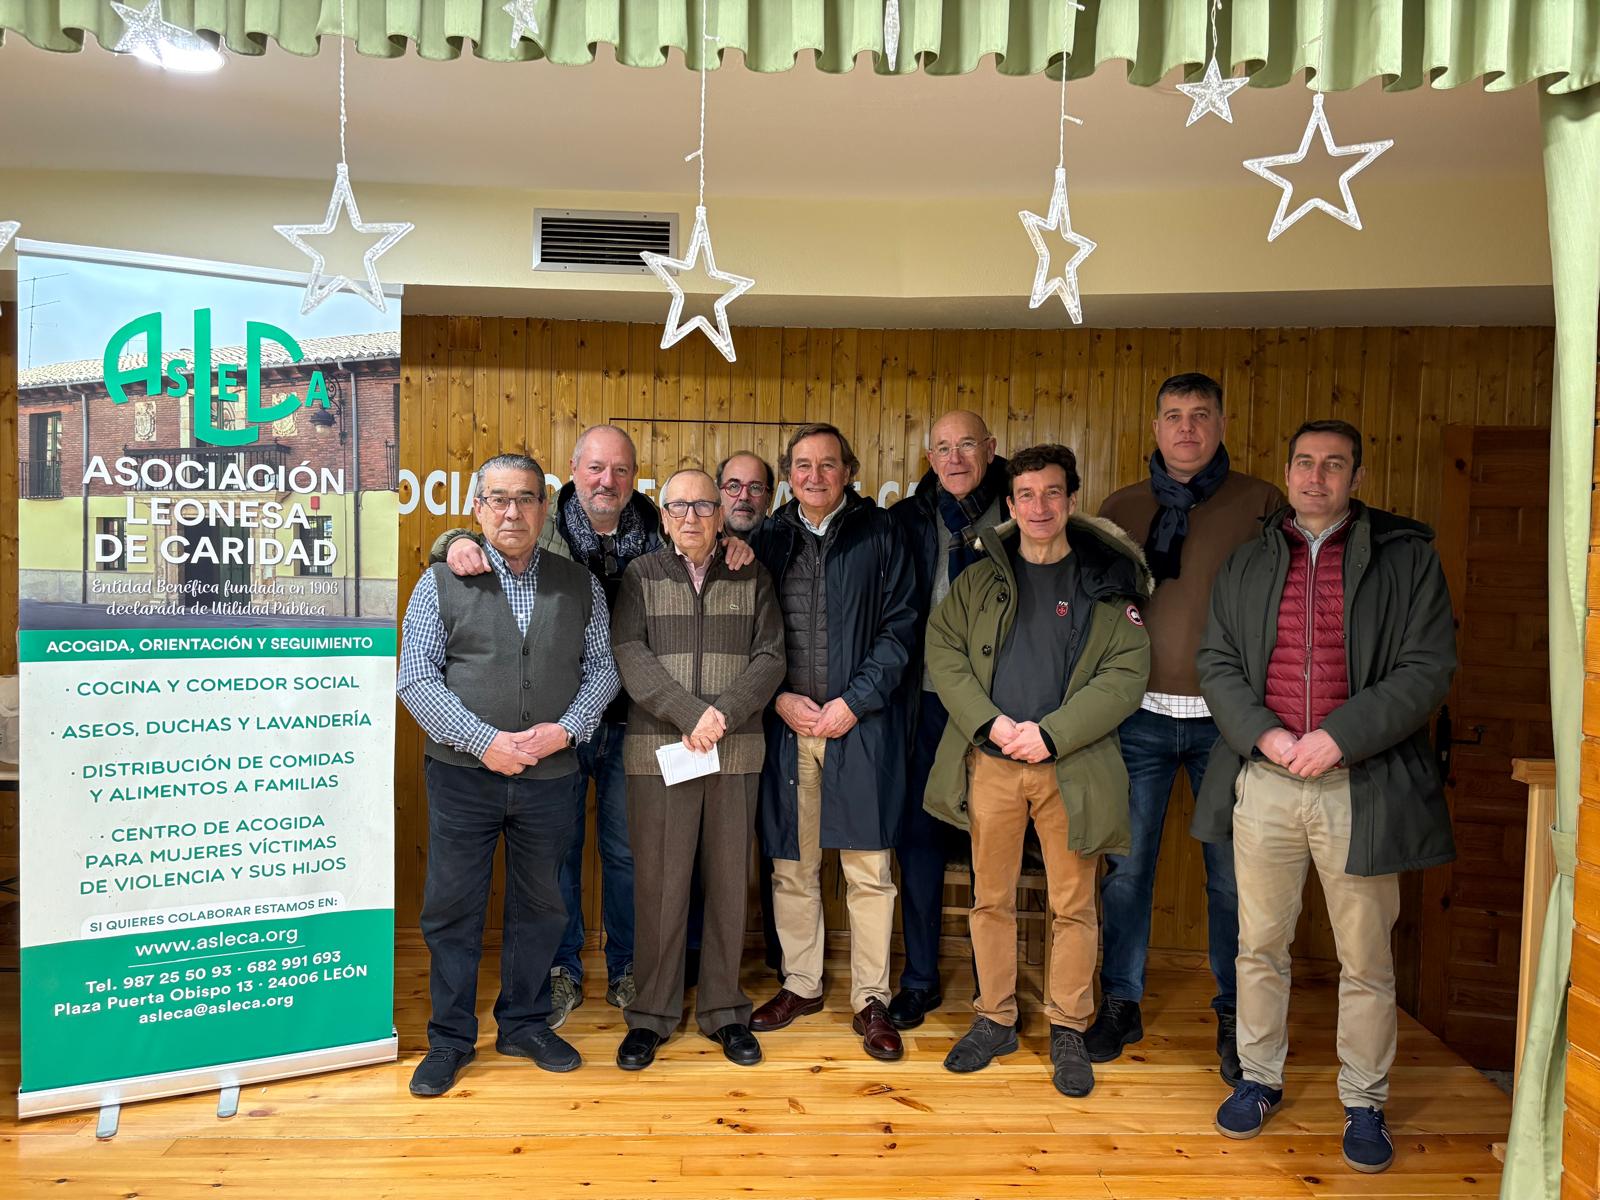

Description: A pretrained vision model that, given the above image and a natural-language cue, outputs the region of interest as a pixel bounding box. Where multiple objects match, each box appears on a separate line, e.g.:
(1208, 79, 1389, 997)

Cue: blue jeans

(419, 759, 585, 1052)
(554, 720, 634, 983)
(896, 691, 968, 993)
(1099, 707, 1238, 1012)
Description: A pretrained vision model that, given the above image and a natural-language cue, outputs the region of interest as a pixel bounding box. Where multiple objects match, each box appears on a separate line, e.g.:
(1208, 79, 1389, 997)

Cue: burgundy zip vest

(1264, 515, 1352, 738)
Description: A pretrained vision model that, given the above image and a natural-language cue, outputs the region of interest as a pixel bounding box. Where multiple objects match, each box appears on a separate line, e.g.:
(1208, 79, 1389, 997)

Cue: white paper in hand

(656, 741, 720, 787)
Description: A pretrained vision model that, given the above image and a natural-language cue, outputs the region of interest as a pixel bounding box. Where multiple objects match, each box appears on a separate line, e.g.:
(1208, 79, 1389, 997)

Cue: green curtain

(1501, 85, 1600, 1200)
(4, 0, 1600, 88)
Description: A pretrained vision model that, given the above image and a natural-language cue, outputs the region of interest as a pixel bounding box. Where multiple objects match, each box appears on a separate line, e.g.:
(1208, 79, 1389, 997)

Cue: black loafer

(708, 1022, 762, 1067)
(616, 1027, 663, 1071)
(887, 986, 943, 1030)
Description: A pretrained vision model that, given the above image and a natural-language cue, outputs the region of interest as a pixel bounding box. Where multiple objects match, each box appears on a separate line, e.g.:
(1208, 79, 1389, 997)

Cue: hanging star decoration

(503, 0, 539, 49)
(884, 0, 901, 71)
(110, 0, 223, 71)
(1177, 56, 1249, 126)
(0, 222, 18, 317)
(642, 206, 754, 364)
(642, 7, 755, 362)
(1242, 93, 1394, 242)
(1020, 167, 1097, 323)
(275, 163, 413, 314)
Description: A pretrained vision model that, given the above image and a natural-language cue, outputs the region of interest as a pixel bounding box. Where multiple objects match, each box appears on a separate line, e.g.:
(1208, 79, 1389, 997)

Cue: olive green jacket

(923, 515, 1153, 856)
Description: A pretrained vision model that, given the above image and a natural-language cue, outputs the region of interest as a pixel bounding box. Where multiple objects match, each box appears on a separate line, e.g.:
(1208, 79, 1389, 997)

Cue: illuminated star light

(503, 0, 539, 49)
(641, 206, 755, 364)
(1243, 93, 1394, 243)
(884, 0, 901, 71)
(110, 0, 224, 71)
(1019, 167, 1097, 324)
(1176, 56, 1249, 126)
(274, 163, 414, 315)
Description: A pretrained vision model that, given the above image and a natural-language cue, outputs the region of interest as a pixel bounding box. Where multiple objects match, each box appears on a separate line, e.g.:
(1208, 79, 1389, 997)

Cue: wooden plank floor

(1, 933, 1510, 1198)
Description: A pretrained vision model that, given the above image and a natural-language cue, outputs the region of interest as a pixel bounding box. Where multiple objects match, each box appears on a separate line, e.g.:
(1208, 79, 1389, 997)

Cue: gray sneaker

(606, 969, 638, 1009)
(549, 968, 583, 1030)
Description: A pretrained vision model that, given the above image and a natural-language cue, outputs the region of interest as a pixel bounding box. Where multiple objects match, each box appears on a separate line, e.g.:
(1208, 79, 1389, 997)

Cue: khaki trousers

(770, 735, 896, 1012)
(1234, 761, 1401, 1107)
(967, 751, 1099, 1030)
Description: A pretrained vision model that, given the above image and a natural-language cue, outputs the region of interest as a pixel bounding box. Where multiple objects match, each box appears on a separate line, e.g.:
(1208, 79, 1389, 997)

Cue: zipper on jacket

(1303, 533, 1316, 736)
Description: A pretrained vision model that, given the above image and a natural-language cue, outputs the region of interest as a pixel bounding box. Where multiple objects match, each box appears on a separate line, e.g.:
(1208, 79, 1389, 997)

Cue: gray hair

(571, 424, 638, 469)
(473, 453, 546, 502)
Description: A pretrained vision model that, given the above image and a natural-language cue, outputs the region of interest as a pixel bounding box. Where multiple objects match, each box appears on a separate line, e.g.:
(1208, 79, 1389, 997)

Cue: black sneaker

(943, 1017, 1019, 1074)
(496, 1027, 582, 1073)
(1049, 1025, 1095, 1097)
(1083, 996, 1143, 1063)
(887, 986, 943, 1031)
(1216, 1008, 1242, 1088)
(409, 1046, 475, 1097)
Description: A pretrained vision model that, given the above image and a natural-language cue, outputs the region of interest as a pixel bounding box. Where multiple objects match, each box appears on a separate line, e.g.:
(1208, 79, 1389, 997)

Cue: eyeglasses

(478, 492, 543, 512)
(662, 499, 720, 518)
(930, 438, 987, 462)
(720, 480, 770, 500)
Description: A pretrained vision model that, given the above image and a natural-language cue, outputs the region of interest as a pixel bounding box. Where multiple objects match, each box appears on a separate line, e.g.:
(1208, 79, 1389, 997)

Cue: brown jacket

(610, 545, 786, 777)
(1099, 470, 1284, 696)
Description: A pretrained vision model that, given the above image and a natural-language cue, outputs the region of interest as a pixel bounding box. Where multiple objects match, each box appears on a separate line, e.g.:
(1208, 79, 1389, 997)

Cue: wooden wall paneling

(752, 328, 782, 486)
(1357, 326, 1395, 513)
(905, 328, 935, 478)
(1477, 326, 1511, 426)
(1247, 327, 1281, 488)
(1385, 326, 1423, 518)
(881, 329, 910, 499)
(680, 334, 708, 477)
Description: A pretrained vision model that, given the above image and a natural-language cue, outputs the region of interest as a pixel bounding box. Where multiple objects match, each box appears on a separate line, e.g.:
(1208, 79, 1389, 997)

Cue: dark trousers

(556, 720, 634, 983)
(1099, 707, 1238, 1012)
(420, 758, 585, 1052)
(626, 772, 760, 1038)
(896, 690, 969, 993)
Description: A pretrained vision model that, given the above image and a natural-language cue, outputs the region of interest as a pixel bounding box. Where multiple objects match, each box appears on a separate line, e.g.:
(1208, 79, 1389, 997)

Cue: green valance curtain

(3, 0, 1600, 89)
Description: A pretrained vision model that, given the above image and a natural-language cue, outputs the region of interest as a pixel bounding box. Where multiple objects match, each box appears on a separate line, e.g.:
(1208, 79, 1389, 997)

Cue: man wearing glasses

(610, 469, 785, 1070)
(716, 452, 776, 539)
(432, 427, 756, 1027)
(399, 453, 619, 1097)
(884, 410, 1010, 1030)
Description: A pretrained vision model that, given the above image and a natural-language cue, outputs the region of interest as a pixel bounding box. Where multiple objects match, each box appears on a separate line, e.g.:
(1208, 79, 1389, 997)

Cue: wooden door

(1417, 424, 1553, 1069)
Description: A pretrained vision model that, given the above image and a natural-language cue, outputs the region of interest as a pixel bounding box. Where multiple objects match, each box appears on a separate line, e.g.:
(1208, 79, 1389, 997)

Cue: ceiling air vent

(533, 209, 677, 274)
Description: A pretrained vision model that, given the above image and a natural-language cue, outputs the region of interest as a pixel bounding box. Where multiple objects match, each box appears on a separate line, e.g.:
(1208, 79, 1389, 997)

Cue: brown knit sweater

(1099, 470, 1284, 697)
(610, 545, 786, 776)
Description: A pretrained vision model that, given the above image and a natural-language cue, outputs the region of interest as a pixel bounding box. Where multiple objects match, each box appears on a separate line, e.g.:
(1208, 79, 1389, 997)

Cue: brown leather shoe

(852, 998, 904, 1062)
(750, 988, 824, 1032)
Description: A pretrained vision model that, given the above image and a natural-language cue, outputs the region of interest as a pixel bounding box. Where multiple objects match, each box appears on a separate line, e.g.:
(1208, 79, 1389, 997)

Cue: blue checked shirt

(396, 543, 619, 760)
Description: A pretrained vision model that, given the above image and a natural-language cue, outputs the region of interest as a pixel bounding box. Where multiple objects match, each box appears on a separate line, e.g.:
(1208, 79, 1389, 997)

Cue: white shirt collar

(799, 495, 848, 538)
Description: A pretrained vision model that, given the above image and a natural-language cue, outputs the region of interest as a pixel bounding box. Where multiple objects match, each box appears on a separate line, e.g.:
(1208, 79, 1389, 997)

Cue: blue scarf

(1144, 445, 1231, 584)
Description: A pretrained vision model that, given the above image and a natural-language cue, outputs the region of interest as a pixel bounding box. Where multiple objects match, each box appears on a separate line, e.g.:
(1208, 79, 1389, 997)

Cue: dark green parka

(923, 515, 1154, 856)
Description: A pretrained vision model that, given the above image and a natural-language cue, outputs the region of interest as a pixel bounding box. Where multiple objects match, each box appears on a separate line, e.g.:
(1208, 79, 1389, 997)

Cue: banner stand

(22, 1031, 400, 1122)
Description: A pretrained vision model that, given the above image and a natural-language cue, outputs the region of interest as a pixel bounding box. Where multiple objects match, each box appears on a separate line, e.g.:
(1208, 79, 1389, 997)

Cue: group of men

(396, 371, 1457, 1177)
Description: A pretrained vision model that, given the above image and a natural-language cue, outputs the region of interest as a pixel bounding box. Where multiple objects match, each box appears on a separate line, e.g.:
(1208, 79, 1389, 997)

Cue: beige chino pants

(1233, 760, 1401, 1108)
(769, 735, 896, 1012)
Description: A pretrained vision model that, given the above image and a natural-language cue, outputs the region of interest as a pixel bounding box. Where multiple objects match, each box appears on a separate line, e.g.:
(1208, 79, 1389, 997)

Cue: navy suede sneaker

(1342, 1106, 1394, 1173)
(1214, 1081, 1284, 1139)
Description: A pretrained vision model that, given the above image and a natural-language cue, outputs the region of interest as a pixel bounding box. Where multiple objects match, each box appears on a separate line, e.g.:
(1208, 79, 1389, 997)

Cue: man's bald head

(926, 409, 996, 500)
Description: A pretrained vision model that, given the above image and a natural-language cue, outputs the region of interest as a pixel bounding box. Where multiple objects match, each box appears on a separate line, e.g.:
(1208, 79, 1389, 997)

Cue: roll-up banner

(14, 242, 399, 1117)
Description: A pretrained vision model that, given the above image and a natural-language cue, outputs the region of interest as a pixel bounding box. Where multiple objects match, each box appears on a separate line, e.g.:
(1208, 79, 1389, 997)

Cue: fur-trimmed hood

(978, 512, 1155, 601)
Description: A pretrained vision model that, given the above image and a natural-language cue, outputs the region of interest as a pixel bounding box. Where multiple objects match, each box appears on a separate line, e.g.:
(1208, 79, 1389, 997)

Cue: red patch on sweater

(1056, 600, 1070, 617)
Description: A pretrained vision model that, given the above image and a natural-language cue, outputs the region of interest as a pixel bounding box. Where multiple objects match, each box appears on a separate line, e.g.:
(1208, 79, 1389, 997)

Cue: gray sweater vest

(424, 554, 593, 778)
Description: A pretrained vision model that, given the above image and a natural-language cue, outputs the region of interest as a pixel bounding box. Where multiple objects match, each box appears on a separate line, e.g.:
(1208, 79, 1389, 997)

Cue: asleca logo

(102, 309, 332, 447)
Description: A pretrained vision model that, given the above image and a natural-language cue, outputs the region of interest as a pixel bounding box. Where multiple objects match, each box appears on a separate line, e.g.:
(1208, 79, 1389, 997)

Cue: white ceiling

(0, 36, 1542, 199)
